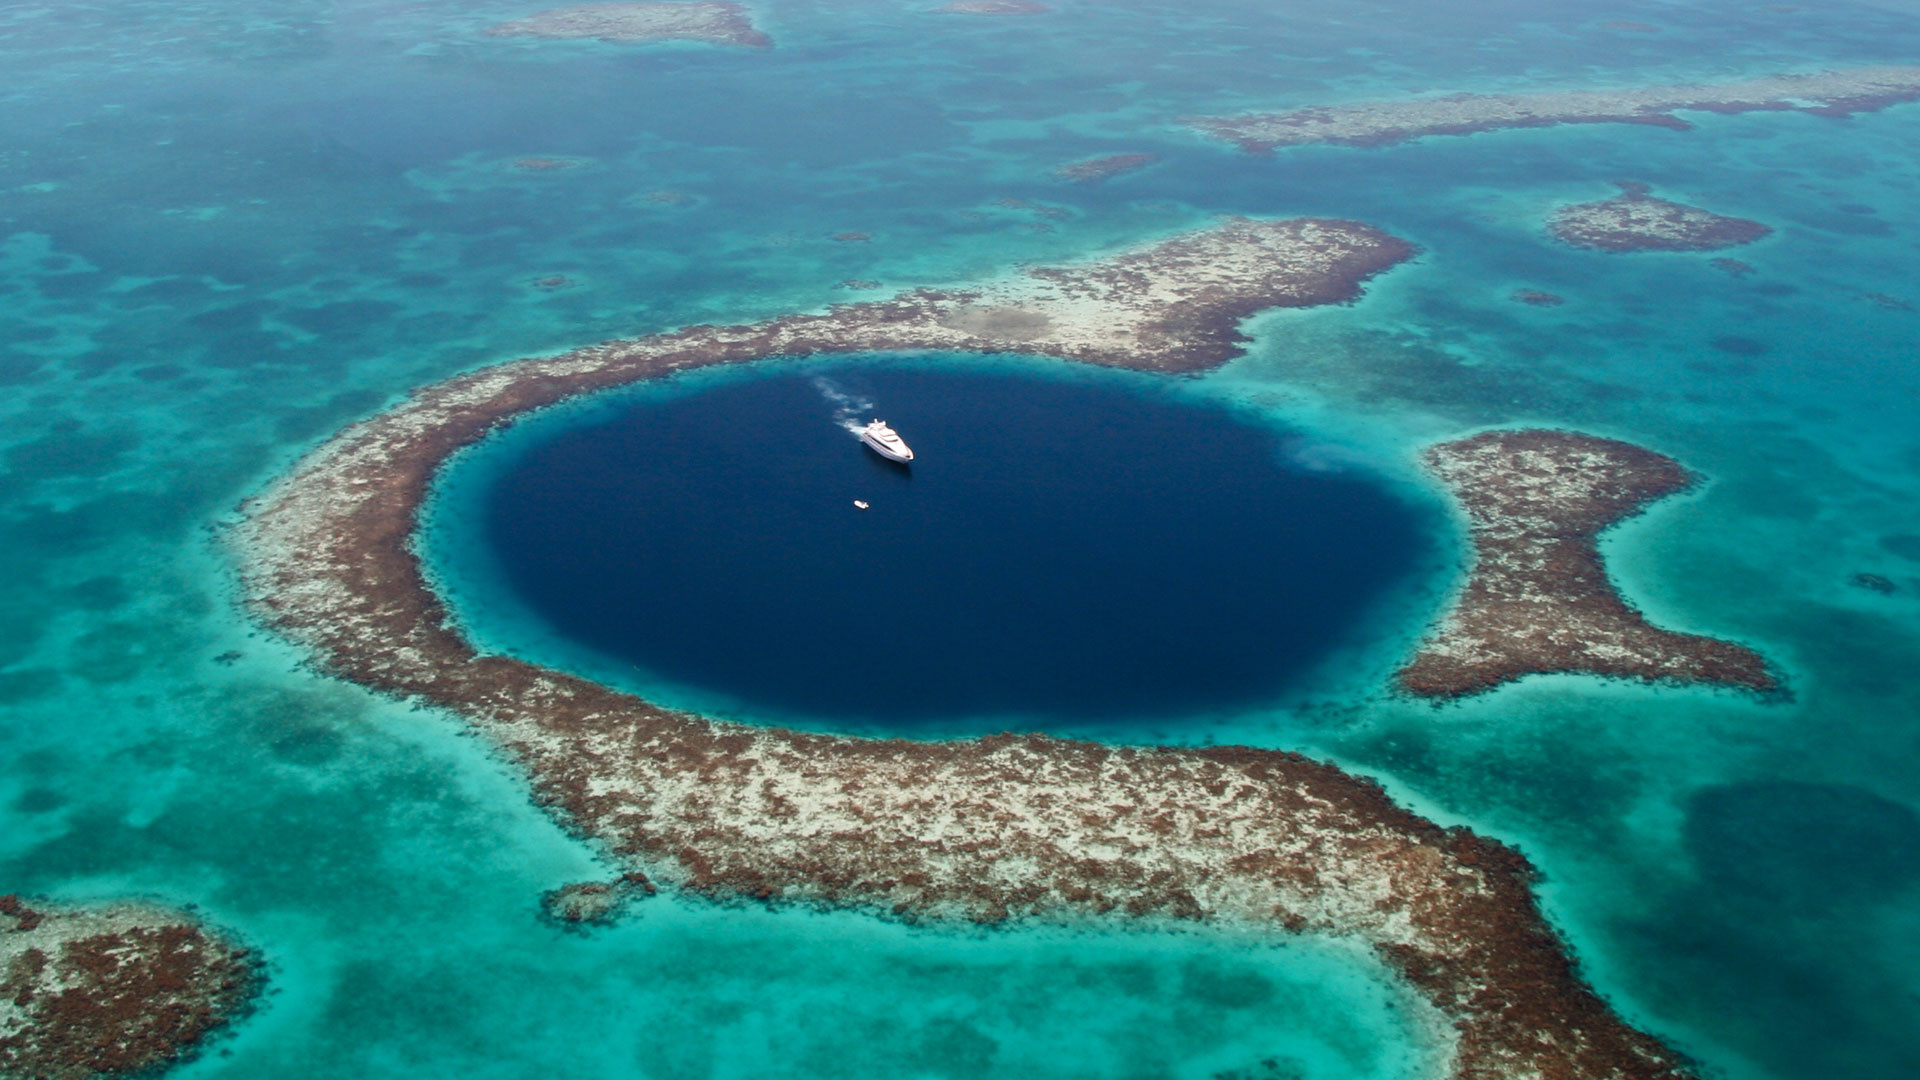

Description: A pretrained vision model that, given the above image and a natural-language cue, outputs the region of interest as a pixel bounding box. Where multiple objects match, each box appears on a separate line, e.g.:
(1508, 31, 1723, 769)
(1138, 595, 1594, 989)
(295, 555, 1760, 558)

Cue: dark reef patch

(1709, 335, 1767, 357)
(3, 424, 139, 484)
(1686, 781, 1920, 910)
(1550, 182, 1771, 253)
(281, 299, 403, 337)
(0, 669, 61, 706)
(1850, 572, 1896, 595)
(541, 874, 656, 930)
(1510, 289, 1565, 307)
(1054, 153, 1159, 183)
(1878, 533, 1920, 561)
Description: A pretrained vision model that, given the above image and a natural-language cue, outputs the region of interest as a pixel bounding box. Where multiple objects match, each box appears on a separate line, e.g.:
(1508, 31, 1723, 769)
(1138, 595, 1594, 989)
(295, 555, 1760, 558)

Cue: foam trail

(1277, 435, 1363, 474)
(812, 375, 875, 436)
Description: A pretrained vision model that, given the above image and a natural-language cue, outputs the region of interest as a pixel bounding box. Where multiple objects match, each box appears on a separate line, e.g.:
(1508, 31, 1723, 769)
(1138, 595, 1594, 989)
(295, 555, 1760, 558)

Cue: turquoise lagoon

(3, 0, 1920, 1077)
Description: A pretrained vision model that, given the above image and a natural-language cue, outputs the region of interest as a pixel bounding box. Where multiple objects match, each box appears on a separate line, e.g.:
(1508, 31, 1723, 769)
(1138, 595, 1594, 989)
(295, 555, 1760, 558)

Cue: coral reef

(1851, 572, 1896, 595)
(235, 219, 1700, 1079)
(487, 3, 771, 48)
(0, 896, 258, 1080)
(1187, 66, 1920, 151)
(1549, 183, 1770, 253)
(508, 157, 585, 172)
(1399, 430, 1777, 699)
(939, 0, 1050, 14)
(541, 873, 657, 930)
(1054, 153, 1159, 183)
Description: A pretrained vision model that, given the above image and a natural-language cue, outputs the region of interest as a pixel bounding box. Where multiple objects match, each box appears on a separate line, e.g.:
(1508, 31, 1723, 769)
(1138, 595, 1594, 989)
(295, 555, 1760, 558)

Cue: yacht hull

(860, 424, 915, 463)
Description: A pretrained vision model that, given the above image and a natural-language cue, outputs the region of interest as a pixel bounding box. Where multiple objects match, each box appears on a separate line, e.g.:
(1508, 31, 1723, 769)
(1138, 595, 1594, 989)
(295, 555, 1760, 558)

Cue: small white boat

(853, 500, 870, 510)
(859, 419, 914, 463)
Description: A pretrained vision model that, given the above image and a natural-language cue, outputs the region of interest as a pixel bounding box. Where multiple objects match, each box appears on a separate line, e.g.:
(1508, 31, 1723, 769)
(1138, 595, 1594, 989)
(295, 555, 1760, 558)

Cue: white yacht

(859, 419, 914, 463)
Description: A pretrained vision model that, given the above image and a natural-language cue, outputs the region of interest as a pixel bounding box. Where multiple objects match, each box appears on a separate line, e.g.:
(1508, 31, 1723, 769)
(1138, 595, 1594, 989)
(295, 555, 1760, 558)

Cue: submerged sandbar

(1187, 66, 1920, 151)
(236, 219, 1699, 1079)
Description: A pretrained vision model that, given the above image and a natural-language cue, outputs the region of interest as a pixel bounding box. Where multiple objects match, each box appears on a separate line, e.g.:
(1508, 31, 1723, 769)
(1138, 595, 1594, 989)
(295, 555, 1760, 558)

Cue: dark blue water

(480, 361, 1440, 728)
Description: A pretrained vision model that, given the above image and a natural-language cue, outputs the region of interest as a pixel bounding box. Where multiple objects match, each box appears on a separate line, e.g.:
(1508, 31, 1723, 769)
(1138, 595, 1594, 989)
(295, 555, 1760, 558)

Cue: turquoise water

(4, 0, 1920, 1076)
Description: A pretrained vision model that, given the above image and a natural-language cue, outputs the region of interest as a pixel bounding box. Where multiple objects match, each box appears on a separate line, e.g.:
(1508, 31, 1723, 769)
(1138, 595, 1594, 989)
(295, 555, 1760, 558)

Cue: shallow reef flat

(486, 2, 771, 48)
(0, 896, 259, 1080)
(1187, 65, 1920, 151)
(1399, 430, 1777, 699)
(237, 218, 1710, 1079)
(1549, 182, 1772, 253)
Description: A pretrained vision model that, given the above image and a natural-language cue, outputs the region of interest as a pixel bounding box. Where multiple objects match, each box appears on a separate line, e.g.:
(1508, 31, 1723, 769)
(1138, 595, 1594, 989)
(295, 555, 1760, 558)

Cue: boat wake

(811, 375, 875, 436)
(1278, 435, 1364, 474)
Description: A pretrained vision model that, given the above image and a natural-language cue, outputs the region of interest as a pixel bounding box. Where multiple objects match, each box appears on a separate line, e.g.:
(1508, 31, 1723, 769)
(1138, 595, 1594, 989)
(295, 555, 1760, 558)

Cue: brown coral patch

(1851, 572, 1896, 594)
(541, 873, 656, 929)
(0, 897, 259, 1080)
(1053, 153, 1160, 183)
(1549, 182, 1771, 253)
(1398, 429, 1777, 699)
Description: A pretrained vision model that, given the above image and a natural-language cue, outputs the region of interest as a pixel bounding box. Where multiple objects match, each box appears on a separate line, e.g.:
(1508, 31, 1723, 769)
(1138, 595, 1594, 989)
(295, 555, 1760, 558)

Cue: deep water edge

(2, 0, 1919, 1077)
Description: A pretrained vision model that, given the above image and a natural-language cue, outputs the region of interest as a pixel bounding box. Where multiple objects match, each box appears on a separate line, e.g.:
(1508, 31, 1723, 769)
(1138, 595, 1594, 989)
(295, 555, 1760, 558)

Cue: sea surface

(429, 358, 1445, 734)
(2, 0, 1919, 1077)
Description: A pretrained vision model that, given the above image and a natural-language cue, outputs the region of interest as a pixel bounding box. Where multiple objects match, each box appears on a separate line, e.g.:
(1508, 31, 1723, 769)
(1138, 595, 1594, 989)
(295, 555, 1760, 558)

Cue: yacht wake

(811, 376, 874, 436)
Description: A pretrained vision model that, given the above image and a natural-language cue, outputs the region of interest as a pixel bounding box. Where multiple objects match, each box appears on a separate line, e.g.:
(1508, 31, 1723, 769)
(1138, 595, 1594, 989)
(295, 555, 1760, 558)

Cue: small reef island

(486, 2, 772, 48)
(939, 1, 1052, 14)
(1186, 65, 1920, 151)
(1053, 153, 1160, 183)
(1399, 430, 1776, 699)
(236, 216, 1775, 1079)
(0, 896, 258, 1079)
(1549, 182, 1771, 252)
